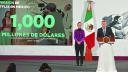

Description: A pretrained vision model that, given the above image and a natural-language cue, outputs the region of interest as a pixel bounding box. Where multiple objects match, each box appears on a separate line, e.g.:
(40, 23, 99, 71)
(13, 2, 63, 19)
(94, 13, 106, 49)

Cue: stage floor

(0, 60, 128, 72)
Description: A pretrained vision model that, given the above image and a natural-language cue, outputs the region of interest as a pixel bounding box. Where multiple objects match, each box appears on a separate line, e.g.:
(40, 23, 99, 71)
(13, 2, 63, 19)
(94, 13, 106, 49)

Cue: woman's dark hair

(39, 63, 52, 71)
(6, 63, 16, 72)
(5, 11, 10, 18)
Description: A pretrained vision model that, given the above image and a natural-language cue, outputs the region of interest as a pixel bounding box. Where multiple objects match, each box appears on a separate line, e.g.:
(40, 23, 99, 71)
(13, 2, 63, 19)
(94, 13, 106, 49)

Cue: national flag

(83, 0, 95, 61)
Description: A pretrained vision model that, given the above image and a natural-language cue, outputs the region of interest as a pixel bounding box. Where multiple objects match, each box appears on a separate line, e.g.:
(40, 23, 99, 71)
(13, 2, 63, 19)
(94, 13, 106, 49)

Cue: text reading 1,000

(11, 15, 55, 30)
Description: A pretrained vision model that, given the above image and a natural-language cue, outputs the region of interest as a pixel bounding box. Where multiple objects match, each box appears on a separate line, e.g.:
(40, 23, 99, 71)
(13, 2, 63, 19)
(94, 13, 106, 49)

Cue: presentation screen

(0, 0, 72, 45)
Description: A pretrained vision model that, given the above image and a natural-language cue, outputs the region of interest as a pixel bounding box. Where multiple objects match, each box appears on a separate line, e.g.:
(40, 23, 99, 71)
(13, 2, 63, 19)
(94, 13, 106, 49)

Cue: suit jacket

(97, 27, 114, 38)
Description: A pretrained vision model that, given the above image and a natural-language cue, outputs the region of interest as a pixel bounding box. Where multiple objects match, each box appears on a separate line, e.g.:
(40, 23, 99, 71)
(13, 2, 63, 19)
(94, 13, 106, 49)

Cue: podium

(97, 36, 115, 43)
(96, 36, 117, 72)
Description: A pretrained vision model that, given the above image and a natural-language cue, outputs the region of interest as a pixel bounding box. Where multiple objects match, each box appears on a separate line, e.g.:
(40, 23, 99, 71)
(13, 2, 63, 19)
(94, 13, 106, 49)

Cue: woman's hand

(77, 41, 81, 45)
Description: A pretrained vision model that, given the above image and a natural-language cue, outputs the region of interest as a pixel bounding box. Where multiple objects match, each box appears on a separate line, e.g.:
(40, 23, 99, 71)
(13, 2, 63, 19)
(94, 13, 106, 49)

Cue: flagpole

(87, 0, 93, 11)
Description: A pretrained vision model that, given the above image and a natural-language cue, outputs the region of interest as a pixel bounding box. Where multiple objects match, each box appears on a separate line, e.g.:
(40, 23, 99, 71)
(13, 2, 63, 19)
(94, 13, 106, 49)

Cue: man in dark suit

(96, 20, 117, 72)
(97, 20, 114, 38)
